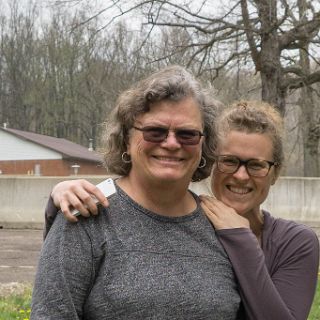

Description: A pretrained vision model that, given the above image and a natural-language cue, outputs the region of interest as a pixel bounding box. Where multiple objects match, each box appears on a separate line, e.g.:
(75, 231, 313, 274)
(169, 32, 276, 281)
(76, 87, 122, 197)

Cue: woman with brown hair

(31, 66, 242, 319)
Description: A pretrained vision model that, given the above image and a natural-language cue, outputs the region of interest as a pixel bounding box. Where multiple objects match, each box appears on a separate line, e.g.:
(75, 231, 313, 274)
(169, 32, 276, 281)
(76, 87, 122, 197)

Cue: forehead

(136, 97, 203, 128)
(218, 130, 274, 160)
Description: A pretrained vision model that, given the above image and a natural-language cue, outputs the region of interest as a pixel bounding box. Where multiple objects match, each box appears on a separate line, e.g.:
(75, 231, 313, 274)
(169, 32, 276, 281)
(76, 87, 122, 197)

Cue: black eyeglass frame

(133, 126, 205, 145)
(215, 155, 278, 177)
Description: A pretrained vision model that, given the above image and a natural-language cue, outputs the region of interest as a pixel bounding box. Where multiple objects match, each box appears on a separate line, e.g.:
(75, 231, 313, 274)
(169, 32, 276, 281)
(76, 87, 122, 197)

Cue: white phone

(71, 178, 117, 216)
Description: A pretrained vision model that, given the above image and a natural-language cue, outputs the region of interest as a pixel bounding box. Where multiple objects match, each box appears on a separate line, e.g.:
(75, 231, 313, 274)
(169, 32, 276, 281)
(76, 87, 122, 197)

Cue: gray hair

(101, 65, 219, 181)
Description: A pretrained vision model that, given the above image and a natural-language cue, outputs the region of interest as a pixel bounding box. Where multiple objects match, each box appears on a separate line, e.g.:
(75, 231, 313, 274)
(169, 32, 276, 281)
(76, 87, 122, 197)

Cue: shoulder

(264, 211, 317, 239)
(263, 211, 319, 256)
(46, 205, 109, 245)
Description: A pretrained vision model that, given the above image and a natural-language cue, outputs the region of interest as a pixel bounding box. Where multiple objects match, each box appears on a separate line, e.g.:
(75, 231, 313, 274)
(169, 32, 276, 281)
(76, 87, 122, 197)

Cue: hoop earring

(198, 157, 206, 168)
(121, 152, 131, 163)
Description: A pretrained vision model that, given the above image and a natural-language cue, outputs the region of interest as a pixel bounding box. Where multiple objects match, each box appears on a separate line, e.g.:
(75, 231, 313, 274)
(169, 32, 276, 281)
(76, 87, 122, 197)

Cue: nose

(161, 131, 181, 149)
(232, 164, 250, 180)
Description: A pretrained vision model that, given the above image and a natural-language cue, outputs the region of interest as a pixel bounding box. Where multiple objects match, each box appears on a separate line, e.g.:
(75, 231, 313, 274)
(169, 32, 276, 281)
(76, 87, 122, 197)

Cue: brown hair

(100, 65, 220, 181)
(215, 100, 285, 175)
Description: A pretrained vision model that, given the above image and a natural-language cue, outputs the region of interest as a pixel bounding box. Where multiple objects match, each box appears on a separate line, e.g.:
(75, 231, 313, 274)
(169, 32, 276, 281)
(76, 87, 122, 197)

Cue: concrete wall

(0, 176, 106, 229)
(1, 176, 320, 236)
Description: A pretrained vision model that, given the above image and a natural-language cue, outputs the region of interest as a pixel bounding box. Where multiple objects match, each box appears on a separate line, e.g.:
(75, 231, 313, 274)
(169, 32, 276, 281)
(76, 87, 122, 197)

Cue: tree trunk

(298, 0, 320, 176)
(300, 84, 319, 176)
(256, 0, 286, 114)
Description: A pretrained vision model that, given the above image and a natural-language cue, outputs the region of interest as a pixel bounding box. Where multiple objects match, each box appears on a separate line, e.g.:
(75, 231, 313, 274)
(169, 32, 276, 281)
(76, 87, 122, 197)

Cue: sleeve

(31, 213, 96, 320)
(43, 195, 59, 239)
(216, 227, 319, 320)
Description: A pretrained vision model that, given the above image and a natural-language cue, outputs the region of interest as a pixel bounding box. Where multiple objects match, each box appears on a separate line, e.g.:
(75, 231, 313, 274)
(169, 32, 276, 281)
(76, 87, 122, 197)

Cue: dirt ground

(0, 224, 318, 289)
(0, 228, 43, 285)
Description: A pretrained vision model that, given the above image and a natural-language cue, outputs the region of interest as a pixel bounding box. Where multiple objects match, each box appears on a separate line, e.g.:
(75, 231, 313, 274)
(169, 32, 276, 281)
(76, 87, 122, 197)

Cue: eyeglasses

(133, 126, 204, 145)
(215, 155, 278, 177)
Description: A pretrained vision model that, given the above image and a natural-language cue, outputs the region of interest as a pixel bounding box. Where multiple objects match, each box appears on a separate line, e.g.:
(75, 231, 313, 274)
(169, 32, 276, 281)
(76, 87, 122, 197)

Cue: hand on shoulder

(51, 179, 109, 222)
(200, 195, 250, 230)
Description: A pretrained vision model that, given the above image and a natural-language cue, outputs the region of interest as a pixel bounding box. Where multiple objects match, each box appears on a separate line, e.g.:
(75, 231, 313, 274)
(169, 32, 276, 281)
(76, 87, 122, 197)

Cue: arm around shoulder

(275, 225, 319, 320)
(43, 195, 59, 239)
(216, 224, 319, 320)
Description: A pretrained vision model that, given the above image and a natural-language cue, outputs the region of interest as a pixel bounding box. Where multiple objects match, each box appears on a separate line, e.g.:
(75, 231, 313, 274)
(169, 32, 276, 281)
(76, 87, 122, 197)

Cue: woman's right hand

(51, 179, 109, 222)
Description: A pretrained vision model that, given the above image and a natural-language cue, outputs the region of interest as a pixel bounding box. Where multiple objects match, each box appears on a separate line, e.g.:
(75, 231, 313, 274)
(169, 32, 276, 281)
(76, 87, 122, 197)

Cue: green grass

(0, 284, 32, 320)
(0, 279, 319, 320)
(309, 275, 320, 320)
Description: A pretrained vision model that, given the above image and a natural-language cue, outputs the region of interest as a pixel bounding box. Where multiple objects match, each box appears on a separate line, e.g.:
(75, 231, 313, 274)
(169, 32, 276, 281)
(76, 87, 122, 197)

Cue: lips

(227, 185, 252, 195)
(153, 156, 183, 162)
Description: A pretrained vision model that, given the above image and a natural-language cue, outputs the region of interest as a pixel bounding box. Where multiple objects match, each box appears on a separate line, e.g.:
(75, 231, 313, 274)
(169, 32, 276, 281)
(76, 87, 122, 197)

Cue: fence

(1, 176, 320, 236)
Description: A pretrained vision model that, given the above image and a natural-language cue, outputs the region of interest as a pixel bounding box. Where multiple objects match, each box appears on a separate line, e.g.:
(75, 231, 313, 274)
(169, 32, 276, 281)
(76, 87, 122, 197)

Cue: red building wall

(0, 159, 107, 176)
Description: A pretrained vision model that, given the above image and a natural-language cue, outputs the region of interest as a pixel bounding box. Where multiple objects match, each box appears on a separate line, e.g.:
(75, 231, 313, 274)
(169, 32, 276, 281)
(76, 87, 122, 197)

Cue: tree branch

(282, 70, 320, 90)
(240, 0, 261, 72)
(279, 11, 320, 49)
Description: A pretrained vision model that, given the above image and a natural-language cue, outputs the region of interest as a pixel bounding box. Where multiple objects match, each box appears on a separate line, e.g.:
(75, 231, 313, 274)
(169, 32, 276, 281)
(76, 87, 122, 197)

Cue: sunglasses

(133, 126, 204, 145)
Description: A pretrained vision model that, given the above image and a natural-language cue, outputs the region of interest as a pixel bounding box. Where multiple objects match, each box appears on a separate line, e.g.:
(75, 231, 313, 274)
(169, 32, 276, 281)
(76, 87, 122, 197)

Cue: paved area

(0, 225, 319, 286)
(0, 228, 43, 284)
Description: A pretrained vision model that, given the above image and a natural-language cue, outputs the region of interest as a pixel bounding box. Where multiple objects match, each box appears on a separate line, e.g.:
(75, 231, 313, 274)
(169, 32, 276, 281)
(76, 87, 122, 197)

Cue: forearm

(43, 196, 59, 239)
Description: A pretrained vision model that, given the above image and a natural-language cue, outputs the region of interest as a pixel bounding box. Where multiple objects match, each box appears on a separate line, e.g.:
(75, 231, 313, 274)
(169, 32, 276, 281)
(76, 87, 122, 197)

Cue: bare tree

(297, 0, 320, 176)
(52, 0, 320, 174)
(0, 0, 39, 130)
(0, 1, 159, 148)
(2, 0, 320, 174)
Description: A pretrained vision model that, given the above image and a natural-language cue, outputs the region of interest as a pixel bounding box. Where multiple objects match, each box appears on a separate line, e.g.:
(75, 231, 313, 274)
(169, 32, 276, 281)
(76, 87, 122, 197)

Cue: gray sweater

(31, 186, 242, 319)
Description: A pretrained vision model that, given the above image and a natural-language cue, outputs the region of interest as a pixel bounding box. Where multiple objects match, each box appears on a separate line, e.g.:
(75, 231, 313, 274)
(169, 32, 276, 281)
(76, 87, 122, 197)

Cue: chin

(155, 169, 190, 180)
(153, 173, 187, 183)
(221, 198, 249, 216)
(234, 209, 248, 217)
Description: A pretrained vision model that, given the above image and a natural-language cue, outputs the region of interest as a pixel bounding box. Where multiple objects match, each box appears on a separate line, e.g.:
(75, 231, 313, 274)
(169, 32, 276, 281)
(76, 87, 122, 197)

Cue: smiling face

(211, 130, 277, 218)
(126, 97, 204, 188)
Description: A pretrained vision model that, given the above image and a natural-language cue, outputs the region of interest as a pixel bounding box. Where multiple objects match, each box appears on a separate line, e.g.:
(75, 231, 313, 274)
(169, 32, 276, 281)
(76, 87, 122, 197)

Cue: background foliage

(0, 0, 320, 176)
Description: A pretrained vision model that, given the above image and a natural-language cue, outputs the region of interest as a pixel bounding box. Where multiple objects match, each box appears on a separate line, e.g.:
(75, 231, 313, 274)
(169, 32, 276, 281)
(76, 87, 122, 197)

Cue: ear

(271, 169, 280, 185)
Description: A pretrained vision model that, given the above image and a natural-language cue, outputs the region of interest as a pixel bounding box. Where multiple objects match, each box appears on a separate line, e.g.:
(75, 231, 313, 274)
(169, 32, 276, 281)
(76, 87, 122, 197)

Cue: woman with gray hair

(31, 66, 242, 319)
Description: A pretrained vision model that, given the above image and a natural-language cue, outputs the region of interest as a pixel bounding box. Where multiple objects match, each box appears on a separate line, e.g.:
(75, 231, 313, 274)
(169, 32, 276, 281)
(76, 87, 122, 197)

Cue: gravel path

(0, 229, 43, 285)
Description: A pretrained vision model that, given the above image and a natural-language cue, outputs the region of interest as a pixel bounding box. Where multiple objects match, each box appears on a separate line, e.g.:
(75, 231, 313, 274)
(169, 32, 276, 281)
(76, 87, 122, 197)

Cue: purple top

(217, 210, 319, 320)
(44, 199, 319, 320)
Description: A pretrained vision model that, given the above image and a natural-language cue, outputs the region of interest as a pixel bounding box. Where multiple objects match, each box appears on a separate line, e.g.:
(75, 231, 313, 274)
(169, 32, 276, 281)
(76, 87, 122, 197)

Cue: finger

(64, 211, 79, 223)
(200, 196, 221, 212)
(67, 187, 98, 215)
(200, 201, 219, 223)
(66, 181, 99, 215)
(85, 185, 109, 211)
(51, 179, 109, 219)
(92, 187, 109, 208)
(63, 189, 95, 217)
(51, 180, 78, 205)
(200, 195, 231, 217)
(74, 181, 109, 212)
(60, 200, 78, 222)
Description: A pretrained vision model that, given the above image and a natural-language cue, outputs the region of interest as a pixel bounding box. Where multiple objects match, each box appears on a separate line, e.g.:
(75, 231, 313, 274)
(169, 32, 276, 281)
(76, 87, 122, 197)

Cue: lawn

(0, 279, 319, 320)
(0, 283, 32, 320)
(309, 275, 320, 320)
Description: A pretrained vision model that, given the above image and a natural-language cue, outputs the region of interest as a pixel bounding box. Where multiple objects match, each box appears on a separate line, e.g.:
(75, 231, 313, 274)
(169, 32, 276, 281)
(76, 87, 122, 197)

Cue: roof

(0, 127, 103, 163)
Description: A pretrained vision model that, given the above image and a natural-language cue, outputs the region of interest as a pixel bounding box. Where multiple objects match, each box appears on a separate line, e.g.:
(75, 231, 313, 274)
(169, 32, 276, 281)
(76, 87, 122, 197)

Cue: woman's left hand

(200, 195, 250, 230)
